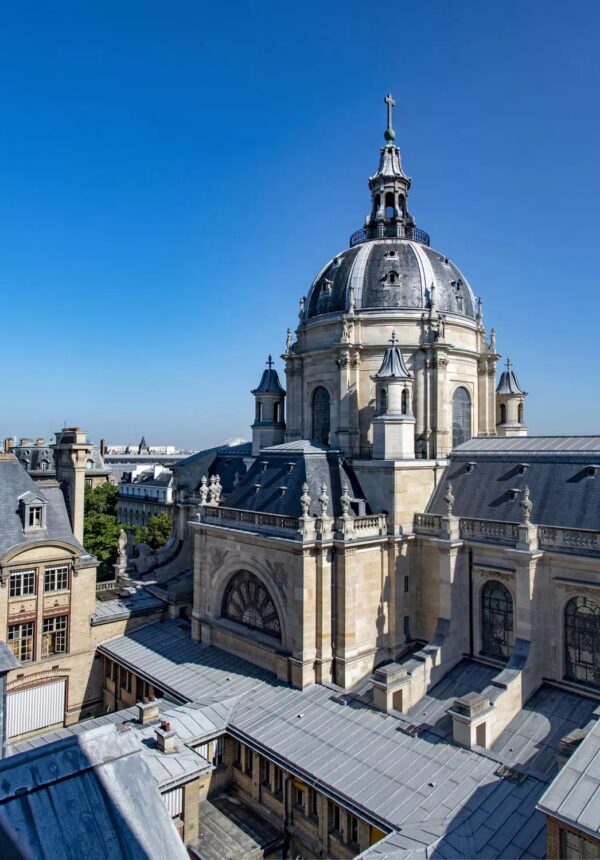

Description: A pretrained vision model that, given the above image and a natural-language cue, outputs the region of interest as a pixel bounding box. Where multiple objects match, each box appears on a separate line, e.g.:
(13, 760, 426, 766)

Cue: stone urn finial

(199, 475, 208, 505)
(520, 485, 533, 524)
(444, 481, 455, 516)
(300, 482, 311, 517)
(340, 482, 351, 517)
(318, 482, 329, 517)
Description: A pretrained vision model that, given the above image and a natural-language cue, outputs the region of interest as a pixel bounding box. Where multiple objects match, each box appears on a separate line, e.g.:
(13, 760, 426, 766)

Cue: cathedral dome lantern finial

(384, 92, 396, 145)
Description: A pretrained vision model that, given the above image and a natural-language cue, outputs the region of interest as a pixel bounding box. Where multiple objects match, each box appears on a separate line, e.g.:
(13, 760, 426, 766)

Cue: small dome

(304, 239, 477, 321)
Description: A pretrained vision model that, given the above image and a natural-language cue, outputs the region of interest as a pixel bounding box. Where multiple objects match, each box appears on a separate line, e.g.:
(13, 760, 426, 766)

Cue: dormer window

(19, 492, 47, 532)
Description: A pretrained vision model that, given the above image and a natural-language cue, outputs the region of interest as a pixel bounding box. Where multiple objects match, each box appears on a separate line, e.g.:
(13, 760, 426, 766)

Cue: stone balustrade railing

(200, 505, 299, 536)
(96, 579, 117, 593)
(413, 513, 443, 535)
(459, 518, 520, 546)
(352, 514, 388, 537)
(539, 526, 600, 555)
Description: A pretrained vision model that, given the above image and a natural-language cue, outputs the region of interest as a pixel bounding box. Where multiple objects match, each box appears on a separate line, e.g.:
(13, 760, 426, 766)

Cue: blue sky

(1, 1, 599, 448)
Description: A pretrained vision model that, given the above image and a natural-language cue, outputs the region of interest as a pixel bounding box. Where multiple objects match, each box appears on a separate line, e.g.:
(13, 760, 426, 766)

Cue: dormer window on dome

(19, 491, 47, 533)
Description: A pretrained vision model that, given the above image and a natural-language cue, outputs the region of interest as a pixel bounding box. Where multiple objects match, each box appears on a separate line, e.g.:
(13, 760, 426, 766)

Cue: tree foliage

(84, 482, 118, 516)
(133, 514, 173, 551)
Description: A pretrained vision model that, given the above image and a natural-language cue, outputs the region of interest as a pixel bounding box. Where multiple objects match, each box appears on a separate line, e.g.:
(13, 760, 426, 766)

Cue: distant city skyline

(1, 2, 600, 447)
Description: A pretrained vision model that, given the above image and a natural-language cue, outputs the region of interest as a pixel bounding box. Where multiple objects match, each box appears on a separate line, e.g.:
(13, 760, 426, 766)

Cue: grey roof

(99, 621, 547, 858)
(252, 361, 285, 395)
(0, 641, 20, 674)
(374, 341, 411, 379)
(428, 437, 600, 529)
(0, 456, 85, 558)
(0, 724, 188, 860)
(91, 585, 166, 624)
(538, 714, 600, 837)
(221, 443, 369, 518)
(304, 239, 477, 321)
(11, 441, 110, 477)
(172, 443, 250, 494)
(496, 361, 526, 395)
(121, 467, 173, 488)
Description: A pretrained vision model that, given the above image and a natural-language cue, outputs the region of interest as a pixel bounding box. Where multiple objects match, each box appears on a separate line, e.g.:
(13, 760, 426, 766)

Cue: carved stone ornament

(520, 485, 533, 524)
(340, 482, 351, 517)
(318, 482, 329, 516)
(199, 475, 208, 504)
(300, 482, 311, 517)
(444, 481, 455, 516)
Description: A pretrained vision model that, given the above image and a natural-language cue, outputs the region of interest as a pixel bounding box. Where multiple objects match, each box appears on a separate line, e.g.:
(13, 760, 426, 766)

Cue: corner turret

(372, 332, 415, 460)
(251, 356, 286, 455)
(496, 358, 528, 437)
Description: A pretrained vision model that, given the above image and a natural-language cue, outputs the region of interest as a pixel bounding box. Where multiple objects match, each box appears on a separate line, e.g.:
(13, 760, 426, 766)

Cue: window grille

(481, 580, 513, 660)
(565, 596, 600, 687)
(42, 615, 68, 657)
(452, 387, 471, 448)
(222, 570, 281, 639)
(8, 622, 34, 662)
(312, 386, 331, 446)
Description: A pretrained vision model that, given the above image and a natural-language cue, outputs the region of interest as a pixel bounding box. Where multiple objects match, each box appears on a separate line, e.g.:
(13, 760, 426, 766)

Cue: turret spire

(384, 93, 396, 144)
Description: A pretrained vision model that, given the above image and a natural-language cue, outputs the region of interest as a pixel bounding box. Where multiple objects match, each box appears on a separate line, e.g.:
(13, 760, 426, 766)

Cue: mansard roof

(427, 437, 600, 529)
(497, 359, 526, 395)
(252, 360, 286, 395)
(0, 455, 85, 556)
(374, 333, 411, 379)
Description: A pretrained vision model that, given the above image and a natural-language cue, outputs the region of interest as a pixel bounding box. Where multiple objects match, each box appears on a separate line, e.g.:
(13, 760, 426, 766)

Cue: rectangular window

(260, 757, 271, 786)
(244, 747, 253, 775)
(42, 615, 68, 656)
(120, 668, 132, 693)
(349, 814, 359, 846)
(561, 829, 600, 859)
(329, 801, 341, 834)
(44, 566, 69, 592)
(234, 740, 242, 769)
(293, 784, 305, 809)
(8, 622, 34, 662)
(213, 736, 224, 766)
(28, 506, 43, 528)
(9, 569, 36, 598)
(273, 766, 283, 796)
(404, 575, 409, 593)
(308, 788, 319, 820)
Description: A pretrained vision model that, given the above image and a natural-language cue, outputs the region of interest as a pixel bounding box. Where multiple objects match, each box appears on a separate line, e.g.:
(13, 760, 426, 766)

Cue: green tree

(84, 482, 118, 516)
(133, 513, 173, 551)
(84, 512, 121, 580)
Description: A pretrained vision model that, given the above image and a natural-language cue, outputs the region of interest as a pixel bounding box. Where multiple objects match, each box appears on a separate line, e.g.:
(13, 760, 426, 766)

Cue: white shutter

(162, 787, 183, 817)
(7, 679, 66, 738)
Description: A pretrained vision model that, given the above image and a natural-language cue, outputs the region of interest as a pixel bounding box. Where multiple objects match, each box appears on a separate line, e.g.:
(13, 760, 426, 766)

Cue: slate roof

(374, 342, 411, 379)
(222, 442, 369, 518)
(537, 715, 600, 838)
(252, 363, 285, 395)
(0, 456, 85, 557)
(496, 362, 526, 395)
(0, 724, 188, 860)
(304, 239, 477, 321)
(427, 437, 600, 530)
(172, 443, 251, 494)
(11, 441, 110, 477)
(98, 621, 548, 858)
(121, 467, 173, 488)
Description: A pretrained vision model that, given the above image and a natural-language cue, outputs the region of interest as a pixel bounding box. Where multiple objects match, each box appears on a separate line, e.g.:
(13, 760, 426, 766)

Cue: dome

(304, 238, 477, 322)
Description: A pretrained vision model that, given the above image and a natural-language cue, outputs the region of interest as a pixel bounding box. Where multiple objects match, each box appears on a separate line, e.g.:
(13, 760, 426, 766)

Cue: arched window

(452, 387, 471, 448)
(397, 194, 404, 215)
(384, 191, 395, 219)
(565, 596, 600, 687)
(374, 193, 381, 214)
(379, 388, 388, 415)
(222, 570, 281, 639)
(273, 402, 280, 423)
(388, 271, 397, 284)
(402, 388, 409, 415)
(500, 403, 507, 425)
(256, 401, 262, 422)
(312, 386, 331, 446)
(481, 580, 513, 661)
(518, 402, 524, 424)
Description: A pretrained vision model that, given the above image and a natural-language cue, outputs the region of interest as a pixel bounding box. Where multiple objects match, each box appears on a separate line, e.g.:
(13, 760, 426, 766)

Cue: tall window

(481, 580, 513, 661)
(379, 388, 388, 415)
(9, 569, 36, 598)
(401, 388, 409, 415)
(518, 402, 524, 424)
(312, 386, 331, 446)
(8, 622, 34, 662)
(28, 506, 43, 528)
(565, 596, 600, 687)
(42, 615, 68, 657)
(222, 570, 282, 638)
(452, 387, 471, 448)
(255, 401, 262, 422)
(44, 566, 69, 592)
(500, 403, 507, 424)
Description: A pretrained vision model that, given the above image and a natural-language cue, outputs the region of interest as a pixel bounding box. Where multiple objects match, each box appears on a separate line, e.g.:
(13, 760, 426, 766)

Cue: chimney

(100, 438, 107, 458)
(3, 437, 14, 453)
(0, 641, 20, 758)
(35, 437, 45, 447)
(137, 697, 160, 725)
(51, 427, 91, 544)
(155, 720, 176, 753)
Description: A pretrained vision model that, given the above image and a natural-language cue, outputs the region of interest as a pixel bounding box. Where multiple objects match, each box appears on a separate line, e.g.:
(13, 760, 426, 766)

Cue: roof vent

(518, 463, 529, 475)
(465, 462, 477, 473)
(260, 461, 269, 471)
(278, 485, 287, 496)
(509, 488, 521, 502)
(286, 461, 295, 472)
(494, 764, 526, 784)
(586, 465, 599, 478)
(253, 483, 261, 493)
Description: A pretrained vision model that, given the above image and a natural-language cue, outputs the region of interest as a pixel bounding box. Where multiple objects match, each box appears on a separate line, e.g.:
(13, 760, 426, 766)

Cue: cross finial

(506, 357, 512, 371)
(384, 93, 396, 144)
(389, 330, 398, 345)
(267, 355, 274, 369)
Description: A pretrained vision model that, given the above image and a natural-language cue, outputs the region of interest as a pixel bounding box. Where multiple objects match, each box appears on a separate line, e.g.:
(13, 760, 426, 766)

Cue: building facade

(116, 464, 174, 526)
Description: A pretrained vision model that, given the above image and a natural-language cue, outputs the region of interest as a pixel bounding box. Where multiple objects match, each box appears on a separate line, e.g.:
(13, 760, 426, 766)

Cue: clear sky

(1, 1, 599, 449)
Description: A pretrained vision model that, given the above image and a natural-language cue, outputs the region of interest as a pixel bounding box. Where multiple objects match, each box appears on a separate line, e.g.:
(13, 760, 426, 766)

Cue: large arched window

(565, 596, 600, 687)
(481, 580, 513, 661)
(222, 570, 281, 639)
(312, 386, 331, 446)
(452, 387, 472, 449)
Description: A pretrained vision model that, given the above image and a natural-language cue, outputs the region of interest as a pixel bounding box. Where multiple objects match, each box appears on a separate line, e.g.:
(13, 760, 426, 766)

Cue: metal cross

(506, 358, 512, 370)
(389, 330, 398, 345)
(267, 355, 274, 369)
(384, 93, 395, 133)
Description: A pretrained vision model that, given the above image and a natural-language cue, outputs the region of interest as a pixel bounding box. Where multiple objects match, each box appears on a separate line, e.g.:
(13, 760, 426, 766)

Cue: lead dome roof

(304, 238, 477, 321)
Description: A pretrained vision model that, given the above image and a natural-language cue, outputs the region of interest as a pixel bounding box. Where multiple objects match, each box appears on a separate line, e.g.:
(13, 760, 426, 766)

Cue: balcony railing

(413, 513, 443, 535)
(460, 518, 519, 546)
(200, 505, 299, 537)
(539, 526, 600, 555)
(353, 514, 388, 537)
(349, 225, 431, 248)
(96, 579, 117, 593)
